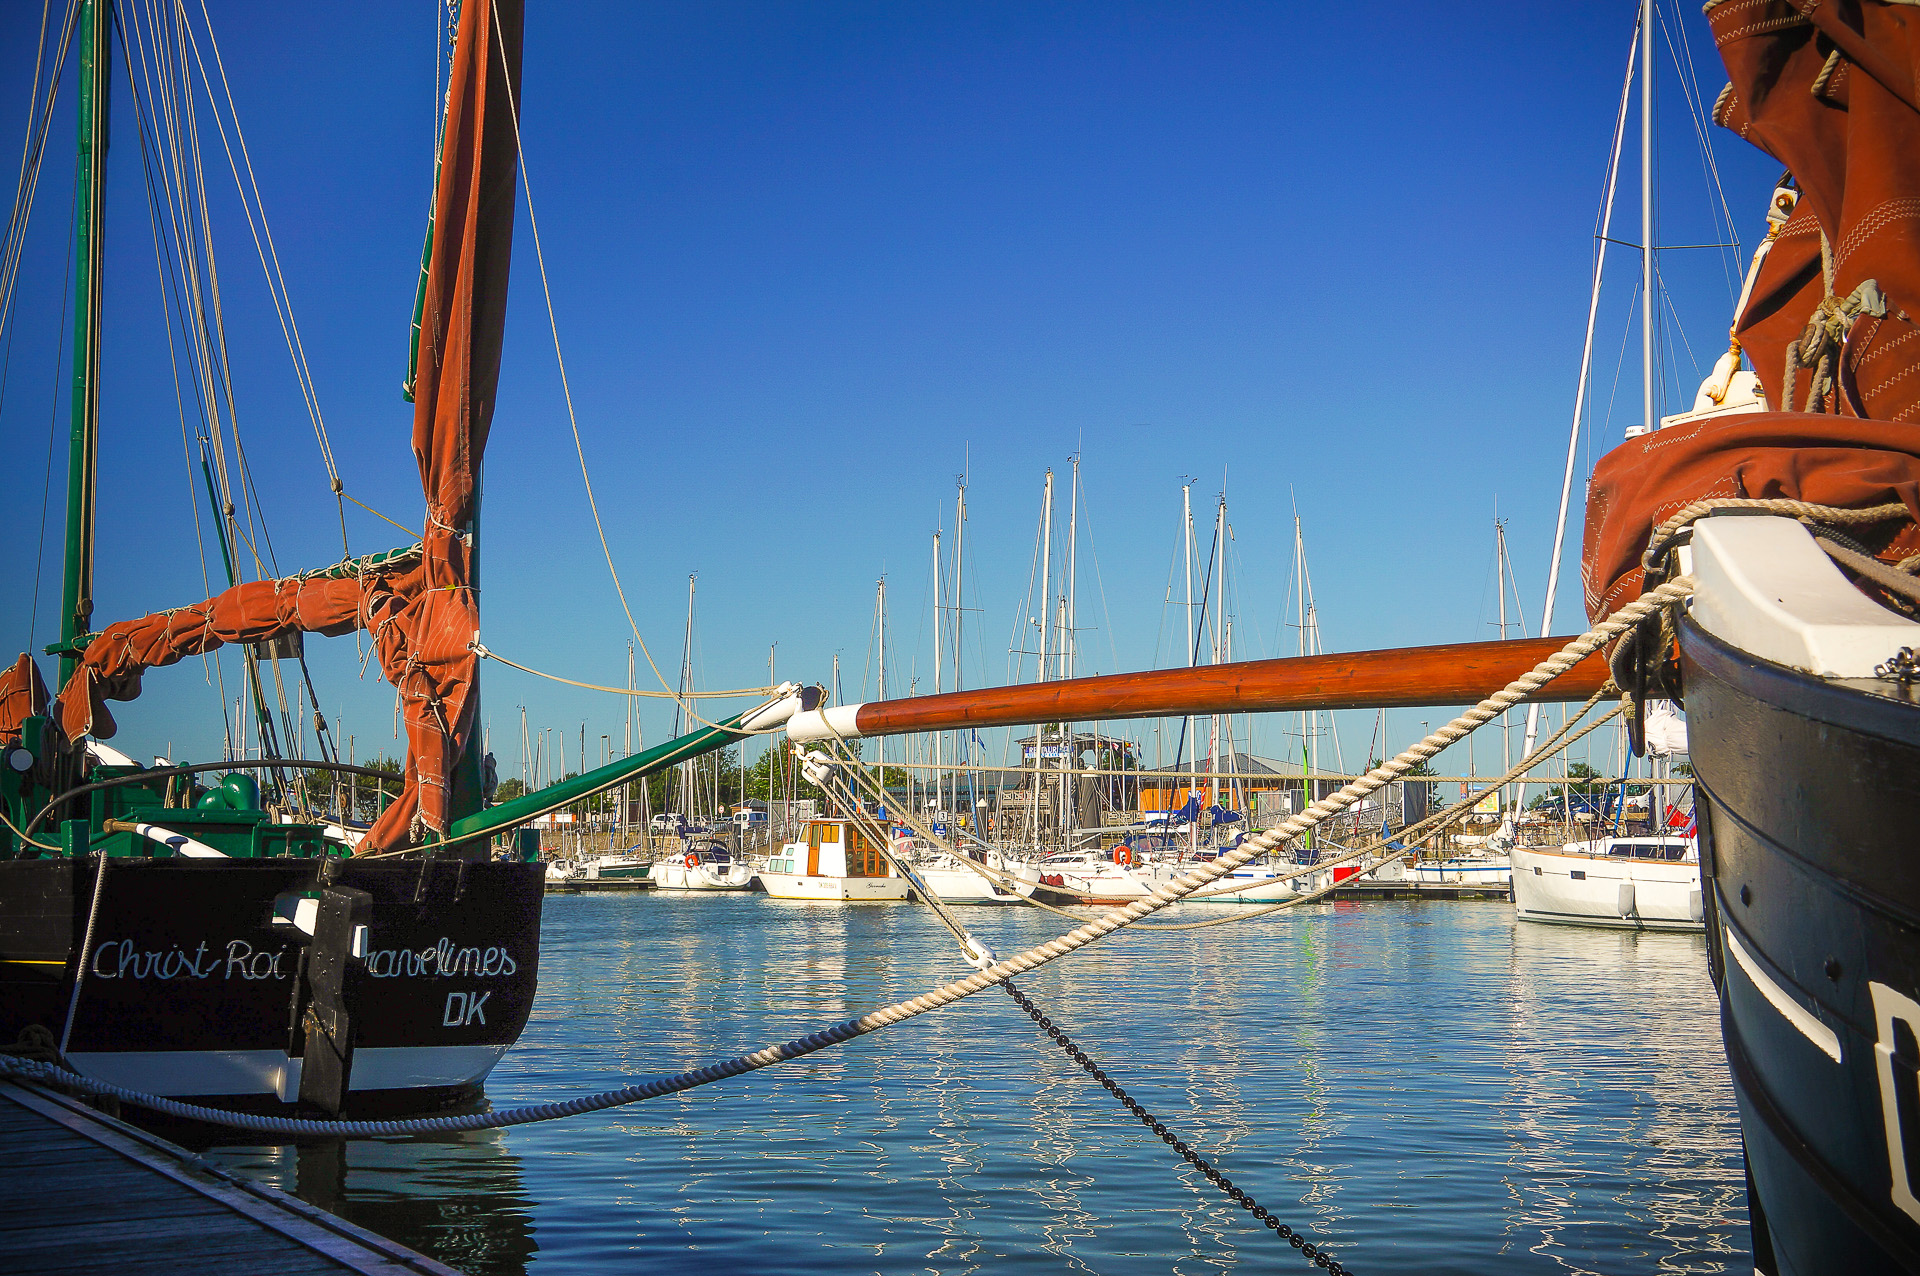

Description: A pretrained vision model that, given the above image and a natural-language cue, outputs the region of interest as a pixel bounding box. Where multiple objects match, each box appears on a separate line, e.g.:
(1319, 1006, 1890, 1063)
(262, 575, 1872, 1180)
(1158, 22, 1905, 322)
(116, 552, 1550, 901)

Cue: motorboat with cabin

(759, 819, 910, 902)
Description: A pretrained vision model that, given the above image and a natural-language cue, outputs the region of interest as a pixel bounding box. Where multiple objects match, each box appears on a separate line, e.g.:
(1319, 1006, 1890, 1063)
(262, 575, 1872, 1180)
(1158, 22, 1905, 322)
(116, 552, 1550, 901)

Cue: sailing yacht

(0, 0, 809, 1116)
(651, 836, 758, 891)
(1510, 835, 1702, 931)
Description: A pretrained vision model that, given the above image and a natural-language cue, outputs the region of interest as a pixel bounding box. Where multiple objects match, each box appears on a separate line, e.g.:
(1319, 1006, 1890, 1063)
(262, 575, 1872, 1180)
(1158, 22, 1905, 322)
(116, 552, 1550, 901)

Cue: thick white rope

(0, 578, 1694, 1136)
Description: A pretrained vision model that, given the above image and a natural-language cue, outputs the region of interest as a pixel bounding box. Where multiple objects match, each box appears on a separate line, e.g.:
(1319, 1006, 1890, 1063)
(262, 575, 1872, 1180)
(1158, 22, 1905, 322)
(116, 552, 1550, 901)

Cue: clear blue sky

(0, 2, 1776, 785)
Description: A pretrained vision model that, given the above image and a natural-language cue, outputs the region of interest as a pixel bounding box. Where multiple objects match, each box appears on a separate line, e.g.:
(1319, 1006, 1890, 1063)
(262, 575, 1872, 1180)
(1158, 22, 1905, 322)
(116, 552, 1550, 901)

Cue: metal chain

(1001, 979, 1351, 1274)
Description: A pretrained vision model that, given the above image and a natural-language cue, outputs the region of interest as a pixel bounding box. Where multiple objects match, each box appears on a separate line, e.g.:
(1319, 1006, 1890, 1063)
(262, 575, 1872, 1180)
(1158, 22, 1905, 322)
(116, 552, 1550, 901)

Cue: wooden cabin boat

(759, 819, 910, 902)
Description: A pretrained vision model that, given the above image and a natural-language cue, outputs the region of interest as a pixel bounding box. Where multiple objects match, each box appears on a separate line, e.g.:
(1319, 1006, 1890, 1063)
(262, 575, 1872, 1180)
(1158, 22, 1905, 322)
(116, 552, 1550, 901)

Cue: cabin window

(846, 826, 886, 877)
(808, 824, 826, 850)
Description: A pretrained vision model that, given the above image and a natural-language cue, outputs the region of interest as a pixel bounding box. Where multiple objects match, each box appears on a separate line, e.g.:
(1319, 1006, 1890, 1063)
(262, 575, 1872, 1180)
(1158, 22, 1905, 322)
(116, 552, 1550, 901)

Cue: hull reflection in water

(210, 1126, 538, 1276)
(206, 897, 1747, 1274)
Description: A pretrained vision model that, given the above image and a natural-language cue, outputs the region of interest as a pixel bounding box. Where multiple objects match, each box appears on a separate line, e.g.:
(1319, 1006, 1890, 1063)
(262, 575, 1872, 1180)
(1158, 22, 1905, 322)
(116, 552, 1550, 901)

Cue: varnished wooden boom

(808, 637, 1608, 739)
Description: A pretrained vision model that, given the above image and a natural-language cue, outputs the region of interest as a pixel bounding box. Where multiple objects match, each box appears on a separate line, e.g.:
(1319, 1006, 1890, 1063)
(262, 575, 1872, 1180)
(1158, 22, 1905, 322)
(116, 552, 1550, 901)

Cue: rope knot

(1785, 277, 1886, 412)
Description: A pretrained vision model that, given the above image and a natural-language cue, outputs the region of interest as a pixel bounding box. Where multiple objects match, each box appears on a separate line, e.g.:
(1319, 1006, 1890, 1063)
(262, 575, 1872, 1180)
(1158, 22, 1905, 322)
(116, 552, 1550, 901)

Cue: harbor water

(207, 895, 1748, 1274)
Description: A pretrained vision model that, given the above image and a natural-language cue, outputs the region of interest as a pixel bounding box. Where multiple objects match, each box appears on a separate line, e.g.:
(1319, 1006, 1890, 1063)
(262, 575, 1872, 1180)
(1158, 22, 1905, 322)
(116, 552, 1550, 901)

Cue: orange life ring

(1113, 845, 1133, 867)
(684, 853, 699, 869)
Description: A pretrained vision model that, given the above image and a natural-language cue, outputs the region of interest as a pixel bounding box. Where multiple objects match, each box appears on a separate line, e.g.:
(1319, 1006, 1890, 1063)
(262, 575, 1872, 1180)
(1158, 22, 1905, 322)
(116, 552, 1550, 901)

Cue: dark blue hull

(1682, 616, 1920, 1274)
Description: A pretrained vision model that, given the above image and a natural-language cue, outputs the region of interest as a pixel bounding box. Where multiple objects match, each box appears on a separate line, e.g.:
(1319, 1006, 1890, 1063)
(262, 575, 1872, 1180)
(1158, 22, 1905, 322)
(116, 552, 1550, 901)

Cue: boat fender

(1113, 845, 1133, 867)
(1617, 882, 1638, 918)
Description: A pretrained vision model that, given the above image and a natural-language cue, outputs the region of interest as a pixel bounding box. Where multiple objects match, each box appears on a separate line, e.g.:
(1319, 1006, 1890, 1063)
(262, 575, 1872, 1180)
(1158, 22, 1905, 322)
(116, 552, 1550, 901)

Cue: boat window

(842, 825, 873, 876)
(808, 824, 826, 850)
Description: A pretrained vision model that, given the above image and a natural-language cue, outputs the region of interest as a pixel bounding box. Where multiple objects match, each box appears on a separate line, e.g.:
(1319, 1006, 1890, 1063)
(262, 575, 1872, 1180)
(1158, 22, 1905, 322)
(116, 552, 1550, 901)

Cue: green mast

(58, 0, 109, 688)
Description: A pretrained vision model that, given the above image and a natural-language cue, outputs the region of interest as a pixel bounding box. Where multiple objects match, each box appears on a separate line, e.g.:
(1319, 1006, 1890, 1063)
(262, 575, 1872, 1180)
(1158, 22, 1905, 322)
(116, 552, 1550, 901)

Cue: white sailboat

(1506, 6, 1716, 932)
(652, 836, 758, 891)
(1510, 834, 1702, 931)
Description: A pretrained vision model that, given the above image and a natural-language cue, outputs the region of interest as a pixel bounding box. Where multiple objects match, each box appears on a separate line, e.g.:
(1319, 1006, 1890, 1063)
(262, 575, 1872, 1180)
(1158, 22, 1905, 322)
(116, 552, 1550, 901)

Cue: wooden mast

(789, 633, 1612, 743)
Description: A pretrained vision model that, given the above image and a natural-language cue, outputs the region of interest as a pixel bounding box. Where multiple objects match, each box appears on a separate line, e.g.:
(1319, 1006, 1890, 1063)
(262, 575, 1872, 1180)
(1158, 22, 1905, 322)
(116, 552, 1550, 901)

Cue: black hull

(1681, 617, 1920, 1274)
(0, 856, 544, 1116)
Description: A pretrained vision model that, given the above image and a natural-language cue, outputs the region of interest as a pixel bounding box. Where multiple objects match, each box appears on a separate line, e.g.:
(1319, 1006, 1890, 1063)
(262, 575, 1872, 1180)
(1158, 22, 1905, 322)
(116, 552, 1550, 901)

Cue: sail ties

(1784, 272, 1886, 413)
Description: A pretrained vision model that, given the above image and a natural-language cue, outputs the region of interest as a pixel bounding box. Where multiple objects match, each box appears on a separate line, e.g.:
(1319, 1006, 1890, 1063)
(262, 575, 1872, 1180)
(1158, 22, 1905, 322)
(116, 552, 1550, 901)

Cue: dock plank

(0, 1082, 463, 1276)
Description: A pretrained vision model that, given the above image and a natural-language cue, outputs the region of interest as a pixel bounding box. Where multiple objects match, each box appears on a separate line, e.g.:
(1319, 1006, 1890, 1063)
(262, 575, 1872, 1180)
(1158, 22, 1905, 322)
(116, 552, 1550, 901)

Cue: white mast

(876, 575, 887, 809)
(952, 474, 966, 827)
(676, 574, 695, 820)
(1039, 470, 1054, 683)
(1033, 471, 1054, 853)
(1211, 493, 1226, 807)
(1065, 456, 1079, 681)
(1642, 0, 1656, 439)
(1064, 458, 1080, 844)
(1496, 518, 1512, 813)
(1519, 17, 1641, 781)
(932, 528, 943, 823)
(1182, 481, 1196, 824)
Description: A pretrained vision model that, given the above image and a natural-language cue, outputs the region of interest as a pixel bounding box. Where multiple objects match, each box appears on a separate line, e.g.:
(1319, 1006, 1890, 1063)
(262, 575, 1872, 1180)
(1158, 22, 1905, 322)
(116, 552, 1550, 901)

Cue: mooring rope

(0, 577, 1695, 1138)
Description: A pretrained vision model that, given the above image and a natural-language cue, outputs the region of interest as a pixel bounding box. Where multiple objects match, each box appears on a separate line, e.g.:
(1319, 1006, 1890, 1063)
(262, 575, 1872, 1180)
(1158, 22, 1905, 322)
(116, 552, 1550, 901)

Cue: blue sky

(0, 2, 1777, 786)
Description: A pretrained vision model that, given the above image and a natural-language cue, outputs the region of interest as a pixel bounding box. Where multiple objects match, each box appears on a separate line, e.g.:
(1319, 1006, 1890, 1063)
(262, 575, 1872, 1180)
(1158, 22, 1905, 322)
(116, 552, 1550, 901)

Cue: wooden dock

(0, 1081, 462, 1276)
(1328, 879, 1510, 902)
(1032, 877, 1511, 908)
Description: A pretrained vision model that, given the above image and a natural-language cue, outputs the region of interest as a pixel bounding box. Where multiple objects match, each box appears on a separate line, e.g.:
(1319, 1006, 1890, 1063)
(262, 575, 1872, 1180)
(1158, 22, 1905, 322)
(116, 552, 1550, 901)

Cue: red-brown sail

(1583, 0, 1920, 625)
(49, 0, 522, 852)
(379, 0, 521, 847)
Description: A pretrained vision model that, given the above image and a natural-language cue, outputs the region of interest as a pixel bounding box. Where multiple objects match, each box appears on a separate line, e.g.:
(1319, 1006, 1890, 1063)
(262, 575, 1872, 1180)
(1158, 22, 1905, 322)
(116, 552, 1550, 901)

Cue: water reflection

(213, 1128, 537, 1276)
(197, 897, 1746, 1274)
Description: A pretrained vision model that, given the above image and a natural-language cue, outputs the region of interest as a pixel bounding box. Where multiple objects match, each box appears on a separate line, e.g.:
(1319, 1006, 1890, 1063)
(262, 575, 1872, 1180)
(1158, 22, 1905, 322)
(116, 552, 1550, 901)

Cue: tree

(1529, 762, 1609, 810)
(493, 777, 526, 805)
(742, 745, 824, 803)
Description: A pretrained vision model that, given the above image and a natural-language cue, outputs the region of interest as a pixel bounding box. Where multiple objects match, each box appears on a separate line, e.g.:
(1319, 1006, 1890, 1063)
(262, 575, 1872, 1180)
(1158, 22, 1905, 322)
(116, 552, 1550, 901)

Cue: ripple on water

(205, 895, 1748, 1275)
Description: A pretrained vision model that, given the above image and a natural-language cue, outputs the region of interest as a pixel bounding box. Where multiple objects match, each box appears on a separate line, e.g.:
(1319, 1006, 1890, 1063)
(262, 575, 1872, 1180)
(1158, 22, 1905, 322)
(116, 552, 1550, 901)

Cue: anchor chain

(1001, 979, 1350, 1274)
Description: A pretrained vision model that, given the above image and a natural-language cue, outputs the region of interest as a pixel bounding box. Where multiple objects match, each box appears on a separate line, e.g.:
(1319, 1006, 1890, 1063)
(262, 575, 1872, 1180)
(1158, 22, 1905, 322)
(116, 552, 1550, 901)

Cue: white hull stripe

(1726, 929, 1842, 1063)
(66, 1044, 511, 1099)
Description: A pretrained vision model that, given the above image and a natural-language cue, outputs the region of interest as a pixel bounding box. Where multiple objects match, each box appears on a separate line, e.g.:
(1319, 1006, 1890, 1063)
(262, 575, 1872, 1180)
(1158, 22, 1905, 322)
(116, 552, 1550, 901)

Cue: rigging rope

(469, 644, 776, 700)
(482, 0, 747, 737)
(0, 576, 1696, 1137)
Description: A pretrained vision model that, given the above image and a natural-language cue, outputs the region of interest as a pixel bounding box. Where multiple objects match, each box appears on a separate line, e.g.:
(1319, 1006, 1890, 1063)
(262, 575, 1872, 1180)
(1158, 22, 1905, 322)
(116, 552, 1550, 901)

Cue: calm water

(207, 895, 1749, 1275)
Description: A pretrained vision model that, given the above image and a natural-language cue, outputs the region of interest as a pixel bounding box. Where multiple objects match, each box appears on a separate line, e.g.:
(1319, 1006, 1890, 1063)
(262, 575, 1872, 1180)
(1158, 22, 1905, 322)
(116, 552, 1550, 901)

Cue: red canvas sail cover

(55, 571, 402, 741)
(1713, 0, 1920, 423)
(47, 0, 521, 852)
(1584, 414, 1920, 623)
(383, 0, 521, 846)
(1584, 0, 1920, 624)
(0, 654, 50, 751)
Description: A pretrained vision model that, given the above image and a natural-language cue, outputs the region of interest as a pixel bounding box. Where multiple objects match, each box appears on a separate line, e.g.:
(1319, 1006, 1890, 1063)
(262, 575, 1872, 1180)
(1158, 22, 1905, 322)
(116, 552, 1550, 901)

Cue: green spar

(446, 713, 754, 842)
(59, 0, 109, 687)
